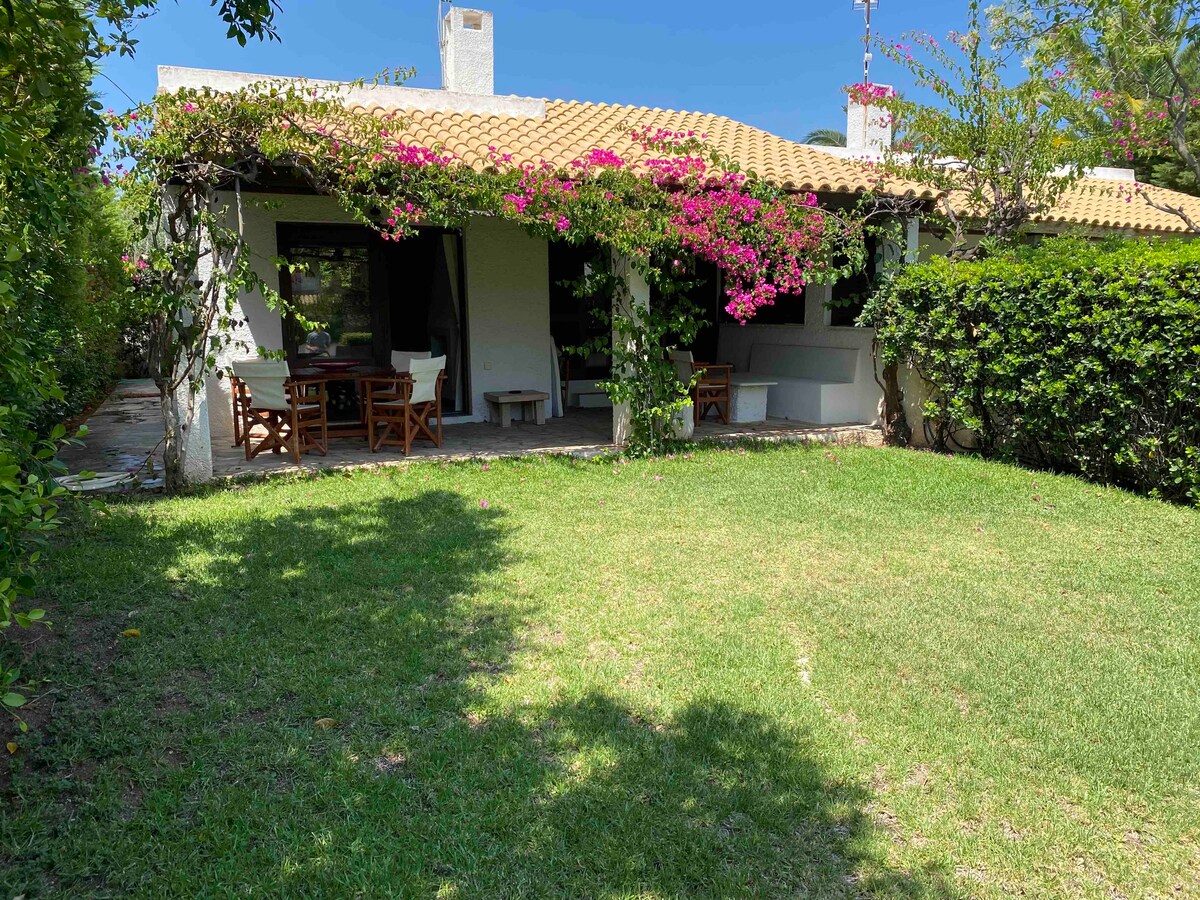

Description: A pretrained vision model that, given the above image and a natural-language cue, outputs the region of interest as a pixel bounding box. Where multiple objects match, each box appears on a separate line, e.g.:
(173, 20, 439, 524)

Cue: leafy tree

(0, 0, 281, 725)
(802, 128, 847, 147)
(864, 2, 1093, 256)
(994, 0, 1200, 225)
(88, 0, 282, 54)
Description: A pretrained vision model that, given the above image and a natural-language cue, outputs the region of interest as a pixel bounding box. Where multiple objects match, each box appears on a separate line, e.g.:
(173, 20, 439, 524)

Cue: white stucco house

(159, 7, 1200, 479)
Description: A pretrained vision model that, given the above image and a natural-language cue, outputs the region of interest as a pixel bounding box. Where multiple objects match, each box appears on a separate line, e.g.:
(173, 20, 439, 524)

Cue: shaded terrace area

(60, 379, 882, 485)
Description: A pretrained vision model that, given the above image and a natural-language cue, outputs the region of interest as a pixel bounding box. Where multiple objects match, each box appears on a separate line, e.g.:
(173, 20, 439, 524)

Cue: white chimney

(440, 7, 494, 95)
(846, 83, 893, 153)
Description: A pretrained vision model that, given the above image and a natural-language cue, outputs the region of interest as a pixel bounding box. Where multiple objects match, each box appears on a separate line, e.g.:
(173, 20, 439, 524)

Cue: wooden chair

(231, 374, 246, 447)
(364, 355, 446, 454)
(669, 349, 731, 425)
(558, 349, 571, 410)
(228, 357, 281, 447)
(230, 359, 328, 464)
(694, 361, 732, 424)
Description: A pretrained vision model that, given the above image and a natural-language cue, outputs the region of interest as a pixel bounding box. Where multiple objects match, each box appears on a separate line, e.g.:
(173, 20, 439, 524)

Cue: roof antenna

(438, 1, 452, 89)
(853, 0, 878, 84)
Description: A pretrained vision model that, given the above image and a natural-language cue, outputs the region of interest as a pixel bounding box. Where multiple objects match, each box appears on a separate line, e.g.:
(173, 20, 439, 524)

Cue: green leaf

(2, 692, 25, 708)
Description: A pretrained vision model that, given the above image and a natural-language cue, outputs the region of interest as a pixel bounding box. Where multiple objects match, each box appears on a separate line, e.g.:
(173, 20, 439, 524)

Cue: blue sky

(96, 0, 971, 143)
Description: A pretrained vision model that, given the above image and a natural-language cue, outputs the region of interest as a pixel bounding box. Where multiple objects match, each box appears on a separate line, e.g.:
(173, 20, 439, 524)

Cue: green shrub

(1, 1, 116, 714)
(30, 186, 132, 429)
(865, 236, 1200, 503)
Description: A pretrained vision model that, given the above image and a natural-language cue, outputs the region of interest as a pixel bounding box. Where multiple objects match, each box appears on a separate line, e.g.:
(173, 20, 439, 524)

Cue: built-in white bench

(746, 343, 862, 424)
(565, 379, 612, 408)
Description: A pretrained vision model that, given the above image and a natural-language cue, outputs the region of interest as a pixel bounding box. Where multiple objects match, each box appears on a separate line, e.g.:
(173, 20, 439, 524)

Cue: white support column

(901, 215, 927, 443)
(174, 370, 214, 483)
(610, 253, 650, 447)
(154, 186, 217, 484)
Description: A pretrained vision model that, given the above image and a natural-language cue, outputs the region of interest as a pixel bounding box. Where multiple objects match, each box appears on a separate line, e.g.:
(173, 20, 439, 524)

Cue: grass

(2, 443, 1199, 898)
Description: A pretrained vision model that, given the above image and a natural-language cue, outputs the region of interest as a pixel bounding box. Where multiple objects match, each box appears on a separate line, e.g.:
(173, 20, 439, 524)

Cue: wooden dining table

(288, 363, 396, 439)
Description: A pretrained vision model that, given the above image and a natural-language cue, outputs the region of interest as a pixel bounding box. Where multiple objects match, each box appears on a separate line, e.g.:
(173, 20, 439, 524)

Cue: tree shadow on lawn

(9, 484, 958, 898)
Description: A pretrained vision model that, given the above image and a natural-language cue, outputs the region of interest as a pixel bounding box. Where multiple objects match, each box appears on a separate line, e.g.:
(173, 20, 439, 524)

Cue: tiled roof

(347, 96, 1200, 235)
(1037, 180, 1200, 234)
(347, 98, 908, 195)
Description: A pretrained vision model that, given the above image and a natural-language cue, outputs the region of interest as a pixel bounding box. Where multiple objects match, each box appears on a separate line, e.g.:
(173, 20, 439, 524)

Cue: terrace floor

(60, 379, 882, 485)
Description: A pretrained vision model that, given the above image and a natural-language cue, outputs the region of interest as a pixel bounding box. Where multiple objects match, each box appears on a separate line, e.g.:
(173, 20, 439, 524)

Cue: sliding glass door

(277, 223, 470, 414)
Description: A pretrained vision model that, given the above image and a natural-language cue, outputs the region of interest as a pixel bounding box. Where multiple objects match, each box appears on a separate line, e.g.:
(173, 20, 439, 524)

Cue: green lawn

(3, 445, 1199, 898)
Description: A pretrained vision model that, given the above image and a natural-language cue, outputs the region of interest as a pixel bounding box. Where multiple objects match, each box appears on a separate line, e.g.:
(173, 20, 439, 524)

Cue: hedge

(865, 236, 1200, 504)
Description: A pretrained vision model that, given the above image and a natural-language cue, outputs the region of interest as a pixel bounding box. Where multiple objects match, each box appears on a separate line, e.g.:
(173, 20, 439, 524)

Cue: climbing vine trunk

(879, 360, 912, 447)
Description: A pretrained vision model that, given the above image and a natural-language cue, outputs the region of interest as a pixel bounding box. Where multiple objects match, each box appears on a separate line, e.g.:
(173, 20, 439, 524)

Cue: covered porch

(186, 195, 884, 469)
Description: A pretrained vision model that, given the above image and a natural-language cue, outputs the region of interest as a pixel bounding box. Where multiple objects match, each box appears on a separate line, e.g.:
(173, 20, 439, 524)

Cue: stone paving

(58, 380, 167, 489)
(61, 379, 882, 486)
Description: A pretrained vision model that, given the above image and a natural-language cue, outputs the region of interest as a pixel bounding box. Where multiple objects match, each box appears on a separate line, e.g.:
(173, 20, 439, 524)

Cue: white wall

(917, 229, 982, 262)
(158, 65, 544, 119)
(441, 7, 494, 95)
(461, 217, 554, 420)
(715, 282, 882, 425)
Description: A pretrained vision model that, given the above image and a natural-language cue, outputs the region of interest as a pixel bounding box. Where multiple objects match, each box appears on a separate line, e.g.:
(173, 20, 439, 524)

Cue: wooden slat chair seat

(231, 359, 328, 464)
(365, 355, 447, 454)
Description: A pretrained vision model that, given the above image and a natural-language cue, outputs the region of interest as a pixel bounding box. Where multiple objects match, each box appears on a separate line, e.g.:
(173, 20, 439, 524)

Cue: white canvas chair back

(668, 349, 694, 385)
(408, 355, 445, 405)
(391, 349, 431, 372)
(231, 358, 290, 411)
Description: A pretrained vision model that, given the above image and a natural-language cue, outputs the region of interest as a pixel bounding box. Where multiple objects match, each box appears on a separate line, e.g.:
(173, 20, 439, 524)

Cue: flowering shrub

(847, 83, 898, 105)
(860, 1, 1092, 255)
(866, 235, 1200, 503)
(993, 0, 1200, 231)
(110, 76, 865, 467)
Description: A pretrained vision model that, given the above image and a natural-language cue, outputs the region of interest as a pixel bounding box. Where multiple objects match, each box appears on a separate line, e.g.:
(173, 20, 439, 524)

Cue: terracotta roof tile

(346, 97, 1200, 235)
(346, 98, 893, 195)
(1037, 180, 1200, 234)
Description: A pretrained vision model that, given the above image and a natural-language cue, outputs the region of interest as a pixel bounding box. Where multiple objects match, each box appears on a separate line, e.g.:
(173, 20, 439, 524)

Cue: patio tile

(62, 381, 882, 485)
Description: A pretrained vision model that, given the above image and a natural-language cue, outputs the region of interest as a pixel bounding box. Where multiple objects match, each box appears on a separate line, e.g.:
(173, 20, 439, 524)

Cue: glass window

(286, 245, 373, 361)
(549, 242, 611, 378)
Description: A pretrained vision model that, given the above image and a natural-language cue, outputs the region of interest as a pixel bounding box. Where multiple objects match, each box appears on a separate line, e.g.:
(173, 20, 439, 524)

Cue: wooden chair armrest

(362, 375, 413, 388)
(288, 379, 326, 403)
(362, 376, 412, 403)
(693, 363, 733, 385)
